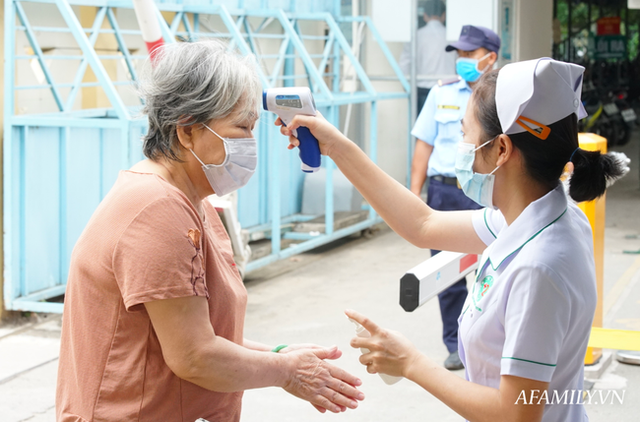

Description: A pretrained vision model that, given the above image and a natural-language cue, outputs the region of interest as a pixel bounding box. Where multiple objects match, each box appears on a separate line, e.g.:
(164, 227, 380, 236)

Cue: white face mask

(190, 124, 257, 197)
(454, 138, 500, 209)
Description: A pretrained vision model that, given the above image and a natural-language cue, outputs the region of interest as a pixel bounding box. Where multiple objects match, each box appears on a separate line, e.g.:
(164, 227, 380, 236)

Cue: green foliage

(555, 0, 640, 62)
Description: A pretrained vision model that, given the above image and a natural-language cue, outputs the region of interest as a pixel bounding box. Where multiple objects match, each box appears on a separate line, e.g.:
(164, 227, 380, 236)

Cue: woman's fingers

(311, 403, 327, 413)
(346, 311, 422, 378)
(284, 114, 317, 133)
(279, 124, 290, 136)
(274, 109, 348, 158)
(325, 347, 343, 360)
(309, 390, 350, 414)
(319, 385, 359, 411)
(327, 377, 365, 402)
(350, 335, 380, 351)
(358, 351, 379, 374)
(316, 396, 343, 413)
(279, 124, 300, 149)
(345, 309, 381, 335)
(312, 378, 363, 413)
(312, 351, 362, 387)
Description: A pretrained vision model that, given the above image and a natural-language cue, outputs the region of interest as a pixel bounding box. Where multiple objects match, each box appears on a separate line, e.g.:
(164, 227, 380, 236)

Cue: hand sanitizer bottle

(349, 319, 402, 385)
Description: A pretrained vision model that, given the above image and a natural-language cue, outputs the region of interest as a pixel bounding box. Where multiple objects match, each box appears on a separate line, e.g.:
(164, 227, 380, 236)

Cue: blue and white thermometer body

(263, 87, 321, 173)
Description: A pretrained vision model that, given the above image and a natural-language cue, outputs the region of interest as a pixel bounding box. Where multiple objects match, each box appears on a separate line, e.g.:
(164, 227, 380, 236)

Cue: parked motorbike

(580, 88, 620, 146)
(612, 89, 637, 146)
(579, 84, 630, 147)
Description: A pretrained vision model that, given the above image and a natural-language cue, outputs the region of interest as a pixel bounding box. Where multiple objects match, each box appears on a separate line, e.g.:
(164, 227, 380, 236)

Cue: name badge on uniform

(437, 105, 460, 110)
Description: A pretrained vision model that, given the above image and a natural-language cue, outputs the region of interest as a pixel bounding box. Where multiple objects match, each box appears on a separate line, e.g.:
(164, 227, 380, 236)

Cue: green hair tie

(271, 344, 288, 353)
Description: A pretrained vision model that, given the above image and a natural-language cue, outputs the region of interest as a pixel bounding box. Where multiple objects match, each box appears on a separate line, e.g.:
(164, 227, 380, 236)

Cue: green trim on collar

(481, 208, 568, 273)
(484, 208, 497, 239)
(502, 356, 556, 367)
(470, 281, 482, 312)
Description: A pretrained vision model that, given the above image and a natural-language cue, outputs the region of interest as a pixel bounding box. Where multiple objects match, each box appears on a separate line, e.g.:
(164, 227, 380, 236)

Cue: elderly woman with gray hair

(56, 40, 364, 422)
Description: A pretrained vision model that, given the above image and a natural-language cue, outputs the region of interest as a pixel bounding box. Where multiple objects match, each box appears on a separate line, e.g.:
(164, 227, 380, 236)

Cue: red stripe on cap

(459, 254, 478, 273)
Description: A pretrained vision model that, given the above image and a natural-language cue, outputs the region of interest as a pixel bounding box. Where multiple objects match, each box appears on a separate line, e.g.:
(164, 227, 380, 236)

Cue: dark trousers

(417, 87, 431, 114)
(427, 178, 482, 353)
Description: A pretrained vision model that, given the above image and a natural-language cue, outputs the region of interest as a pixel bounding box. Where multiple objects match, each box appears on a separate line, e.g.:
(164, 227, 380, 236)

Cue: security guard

(409, 25, 501, 370)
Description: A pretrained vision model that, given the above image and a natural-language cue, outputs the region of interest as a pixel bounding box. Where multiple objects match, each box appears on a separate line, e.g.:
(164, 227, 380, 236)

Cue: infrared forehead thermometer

(263, 87, 321, 173)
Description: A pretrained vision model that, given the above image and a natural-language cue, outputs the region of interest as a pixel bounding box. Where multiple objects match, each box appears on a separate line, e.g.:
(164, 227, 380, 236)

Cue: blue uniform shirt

(411, 78, 472, 178)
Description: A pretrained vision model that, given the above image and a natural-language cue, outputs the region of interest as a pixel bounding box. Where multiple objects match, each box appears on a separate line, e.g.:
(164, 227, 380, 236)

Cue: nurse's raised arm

(275, 112, 486, 255)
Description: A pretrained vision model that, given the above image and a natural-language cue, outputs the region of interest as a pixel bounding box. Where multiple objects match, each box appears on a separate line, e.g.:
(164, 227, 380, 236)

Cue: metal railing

(3, 0, 409, 312)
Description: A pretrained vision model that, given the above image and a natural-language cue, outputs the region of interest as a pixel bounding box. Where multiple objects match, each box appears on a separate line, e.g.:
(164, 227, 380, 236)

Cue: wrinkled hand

(274, 110, 351, 158)
(346, 309, 422, 378)
(283, 346, 364, 414)
(281, 341, 344, 411)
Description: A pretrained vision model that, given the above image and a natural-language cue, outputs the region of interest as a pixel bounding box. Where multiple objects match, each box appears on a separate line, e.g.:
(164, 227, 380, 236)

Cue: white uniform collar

(484, 185, 568, 270)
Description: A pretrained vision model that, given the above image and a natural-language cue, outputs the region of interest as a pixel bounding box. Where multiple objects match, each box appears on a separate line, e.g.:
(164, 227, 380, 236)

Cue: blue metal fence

(3, 0, 410, 313)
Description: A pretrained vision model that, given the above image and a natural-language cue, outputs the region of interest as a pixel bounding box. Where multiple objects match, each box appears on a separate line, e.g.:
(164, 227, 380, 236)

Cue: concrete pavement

(0, 138, 639, 421)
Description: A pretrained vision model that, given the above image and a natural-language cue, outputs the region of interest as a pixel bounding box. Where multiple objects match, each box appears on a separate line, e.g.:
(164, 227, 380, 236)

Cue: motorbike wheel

(611, 116, 628, 146)
(596, 120, 617, 148)
(616, 124, 634, 146)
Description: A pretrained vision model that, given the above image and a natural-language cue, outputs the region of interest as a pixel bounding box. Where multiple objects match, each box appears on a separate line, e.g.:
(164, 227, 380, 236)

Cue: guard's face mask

(190, 124, 257, 197)
(454, 138, 500, 209)
(456, 52, 492, 83)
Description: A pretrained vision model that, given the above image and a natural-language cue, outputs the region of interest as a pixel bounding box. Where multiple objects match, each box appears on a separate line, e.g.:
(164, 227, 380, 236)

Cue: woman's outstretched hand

(346, 309, 423, 379)
(282, 345, 365, 414)
(274, 110, 351, 158)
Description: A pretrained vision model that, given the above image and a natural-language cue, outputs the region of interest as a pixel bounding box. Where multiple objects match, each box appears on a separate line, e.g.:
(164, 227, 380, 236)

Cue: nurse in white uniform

(276, 58, 630, 422)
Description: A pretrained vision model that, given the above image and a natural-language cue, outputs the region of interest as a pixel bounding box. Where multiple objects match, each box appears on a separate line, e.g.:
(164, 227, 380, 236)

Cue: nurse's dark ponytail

(474, 69, 627, 203)
(569, 149, 625, 202)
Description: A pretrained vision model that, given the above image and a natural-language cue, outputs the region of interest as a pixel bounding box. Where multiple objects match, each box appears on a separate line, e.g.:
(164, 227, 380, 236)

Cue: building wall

(363, 40, 410, 184)
(362, 0, 411, 185)
(447, 0, 553, 63)
(513, 0, 553, 61)
(447, 0, 498, 41)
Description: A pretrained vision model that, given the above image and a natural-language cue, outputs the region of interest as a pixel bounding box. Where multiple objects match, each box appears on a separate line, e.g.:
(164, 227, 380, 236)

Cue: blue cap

(446, 25, 500, 53)
(262, 91, 268, 111)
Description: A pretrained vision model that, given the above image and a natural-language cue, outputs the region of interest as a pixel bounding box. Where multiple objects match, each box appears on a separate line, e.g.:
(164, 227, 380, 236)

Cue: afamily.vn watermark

(516, 389, 625, 405)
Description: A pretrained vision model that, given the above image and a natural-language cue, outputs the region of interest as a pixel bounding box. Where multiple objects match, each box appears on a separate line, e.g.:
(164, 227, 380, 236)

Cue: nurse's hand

(274, 110, 351, 158)
(346, 309, 422, 378)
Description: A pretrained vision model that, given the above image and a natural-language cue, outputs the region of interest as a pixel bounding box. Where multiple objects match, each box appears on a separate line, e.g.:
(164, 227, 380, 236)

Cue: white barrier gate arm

(400, 252, 479, 312)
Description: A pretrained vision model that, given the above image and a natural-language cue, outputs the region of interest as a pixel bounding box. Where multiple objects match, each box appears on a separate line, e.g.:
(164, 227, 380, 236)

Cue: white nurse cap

(496, 58, 588, 140)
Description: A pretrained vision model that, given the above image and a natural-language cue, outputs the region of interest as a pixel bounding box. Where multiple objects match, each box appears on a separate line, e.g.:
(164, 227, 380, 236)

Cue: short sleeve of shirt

(472, 208, 506, 246)
(113, 196, 209, 311)
(411, 87, 438, 145)
(500, 265, 571, 382)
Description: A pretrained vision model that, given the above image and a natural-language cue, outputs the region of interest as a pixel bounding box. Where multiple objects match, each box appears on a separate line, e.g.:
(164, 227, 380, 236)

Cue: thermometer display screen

(275, 95, 302, 108)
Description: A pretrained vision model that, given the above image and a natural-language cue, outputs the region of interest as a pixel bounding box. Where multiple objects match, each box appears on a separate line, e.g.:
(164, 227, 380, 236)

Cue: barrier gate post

(577, 133, 607, 366)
